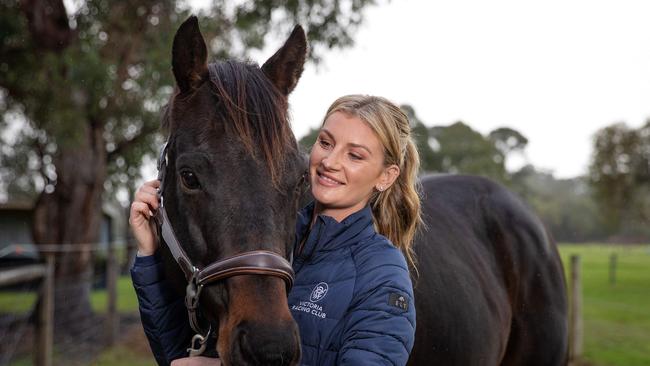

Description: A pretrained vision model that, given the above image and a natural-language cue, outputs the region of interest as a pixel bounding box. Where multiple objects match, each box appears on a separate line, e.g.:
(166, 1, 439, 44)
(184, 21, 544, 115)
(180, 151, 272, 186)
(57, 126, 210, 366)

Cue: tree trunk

(32, 122, 106, 336)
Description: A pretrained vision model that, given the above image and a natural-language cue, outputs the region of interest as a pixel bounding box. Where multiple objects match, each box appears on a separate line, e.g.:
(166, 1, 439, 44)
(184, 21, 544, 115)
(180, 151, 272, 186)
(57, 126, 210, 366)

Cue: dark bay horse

(158, 17, 307, 365)
(160, 16, 568, 365)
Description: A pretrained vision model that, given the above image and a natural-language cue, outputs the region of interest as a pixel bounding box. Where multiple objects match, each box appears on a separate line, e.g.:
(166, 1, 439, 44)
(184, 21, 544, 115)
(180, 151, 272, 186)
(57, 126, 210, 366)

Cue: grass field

(559, 244, 650, 366)
(0, 276, 139, 314)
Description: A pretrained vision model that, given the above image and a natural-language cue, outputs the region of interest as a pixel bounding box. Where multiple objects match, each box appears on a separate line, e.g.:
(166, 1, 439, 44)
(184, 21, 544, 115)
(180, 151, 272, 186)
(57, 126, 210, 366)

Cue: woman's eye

(318, 139, 332, 148)
(349, 153, 362, 160)
(180, 170, 201, 190)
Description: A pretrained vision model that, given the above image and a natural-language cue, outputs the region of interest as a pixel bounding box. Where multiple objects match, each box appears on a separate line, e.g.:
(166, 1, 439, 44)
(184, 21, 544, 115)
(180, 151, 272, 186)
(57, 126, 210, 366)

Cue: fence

(566, 249, 643, 366)
(568, 255, 582, 365)
(0, 241, 135, 366)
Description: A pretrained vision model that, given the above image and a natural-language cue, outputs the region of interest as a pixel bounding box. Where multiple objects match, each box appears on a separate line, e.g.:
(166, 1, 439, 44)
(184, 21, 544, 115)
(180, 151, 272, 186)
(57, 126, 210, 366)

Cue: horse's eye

(180, 170, 200, 190)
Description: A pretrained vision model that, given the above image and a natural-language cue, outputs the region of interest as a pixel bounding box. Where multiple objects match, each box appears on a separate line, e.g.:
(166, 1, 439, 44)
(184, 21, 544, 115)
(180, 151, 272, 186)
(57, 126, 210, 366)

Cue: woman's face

(309, 111, 398, 222)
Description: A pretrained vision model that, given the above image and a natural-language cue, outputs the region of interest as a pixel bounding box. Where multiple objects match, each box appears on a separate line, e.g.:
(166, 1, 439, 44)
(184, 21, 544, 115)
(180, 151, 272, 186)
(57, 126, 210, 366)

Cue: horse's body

(409, 175, 568, 365)
(160, 16, 568, 366)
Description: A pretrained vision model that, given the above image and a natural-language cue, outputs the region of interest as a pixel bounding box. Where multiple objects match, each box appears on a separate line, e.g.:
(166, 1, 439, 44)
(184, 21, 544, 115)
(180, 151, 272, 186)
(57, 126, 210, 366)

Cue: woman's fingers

(130, 200, 158, 255)
(143, 179, 161, 189)
(135, 185, 160, 211)
(129, 180, 162, 256)
(129, 201, 153, 224)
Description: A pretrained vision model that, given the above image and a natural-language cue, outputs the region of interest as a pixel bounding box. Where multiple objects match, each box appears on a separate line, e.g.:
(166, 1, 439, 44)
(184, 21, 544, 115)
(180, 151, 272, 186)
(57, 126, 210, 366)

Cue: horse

(159, 16, 568, 365)
(157, 16, 308, 365)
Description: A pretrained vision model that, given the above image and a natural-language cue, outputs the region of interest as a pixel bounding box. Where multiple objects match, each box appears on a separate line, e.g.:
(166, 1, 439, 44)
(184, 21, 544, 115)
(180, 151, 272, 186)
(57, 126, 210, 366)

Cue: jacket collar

(295, 201, 375, 258)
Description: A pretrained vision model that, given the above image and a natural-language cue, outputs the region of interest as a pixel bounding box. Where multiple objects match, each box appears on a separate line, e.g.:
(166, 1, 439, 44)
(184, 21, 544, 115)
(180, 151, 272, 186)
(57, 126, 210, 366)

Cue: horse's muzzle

(229, 320, 301, 366)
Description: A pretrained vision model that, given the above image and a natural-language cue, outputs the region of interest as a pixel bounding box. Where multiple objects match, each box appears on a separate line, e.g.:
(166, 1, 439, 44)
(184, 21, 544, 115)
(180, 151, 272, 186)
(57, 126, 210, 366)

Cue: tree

(398, 105, 528, 183)
(401, 104, 440, 173)
(510, 165, 607, 242)
(299, 126, 320, 151)
(0, 0, 377, 332)
(488, 127, 528, 157)
(589, 121, 650, 239)
(427, 121, 507, 181)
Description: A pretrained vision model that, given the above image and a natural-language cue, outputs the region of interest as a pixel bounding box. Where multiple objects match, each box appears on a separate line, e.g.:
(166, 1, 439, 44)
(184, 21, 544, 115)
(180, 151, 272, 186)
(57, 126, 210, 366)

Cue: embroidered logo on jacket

(389, 293, 409, 310)
(309, 282, 329, 302)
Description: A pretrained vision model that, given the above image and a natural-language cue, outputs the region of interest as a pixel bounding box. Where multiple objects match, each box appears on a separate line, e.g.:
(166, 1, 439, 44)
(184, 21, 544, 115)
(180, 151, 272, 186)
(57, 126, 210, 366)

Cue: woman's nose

(321, 150, 342, 170)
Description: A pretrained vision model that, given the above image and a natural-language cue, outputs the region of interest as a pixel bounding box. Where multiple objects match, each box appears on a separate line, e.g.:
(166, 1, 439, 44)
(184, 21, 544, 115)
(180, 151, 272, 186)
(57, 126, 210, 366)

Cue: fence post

(106, 241, 119, 345)
(609, 253, 617, 286)
(569, 255, 583, 362)
(35, 252, 54, 366)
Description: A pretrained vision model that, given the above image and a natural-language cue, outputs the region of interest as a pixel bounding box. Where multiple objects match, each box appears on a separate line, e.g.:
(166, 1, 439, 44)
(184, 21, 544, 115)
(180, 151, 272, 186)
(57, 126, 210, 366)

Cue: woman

(130, 95, 421, 365)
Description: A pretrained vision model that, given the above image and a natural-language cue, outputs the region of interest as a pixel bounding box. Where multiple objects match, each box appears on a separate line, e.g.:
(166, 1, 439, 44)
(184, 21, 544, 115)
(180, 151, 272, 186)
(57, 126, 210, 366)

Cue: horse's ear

(172, 16, 208, 93)
(262, 25, 307, 96)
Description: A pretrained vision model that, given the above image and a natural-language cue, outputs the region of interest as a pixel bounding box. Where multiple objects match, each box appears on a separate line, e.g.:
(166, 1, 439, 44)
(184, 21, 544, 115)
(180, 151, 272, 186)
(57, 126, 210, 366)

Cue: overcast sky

(52, 0, 650, 179)
(202, 0, 650, 178)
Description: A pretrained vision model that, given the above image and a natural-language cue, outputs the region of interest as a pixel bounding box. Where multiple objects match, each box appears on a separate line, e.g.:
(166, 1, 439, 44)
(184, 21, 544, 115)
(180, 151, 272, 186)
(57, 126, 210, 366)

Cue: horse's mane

(206, 60, 297, 186)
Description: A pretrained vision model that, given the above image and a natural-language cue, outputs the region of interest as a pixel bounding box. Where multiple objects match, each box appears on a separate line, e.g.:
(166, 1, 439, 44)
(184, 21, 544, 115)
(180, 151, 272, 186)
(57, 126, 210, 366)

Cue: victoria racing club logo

(309, 282, 329, 302)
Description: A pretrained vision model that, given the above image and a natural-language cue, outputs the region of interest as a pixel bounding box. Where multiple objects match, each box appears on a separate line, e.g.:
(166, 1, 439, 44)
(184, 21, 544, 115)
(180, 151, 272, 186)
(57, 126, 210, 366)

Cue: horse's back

(408, 174, 568, 366)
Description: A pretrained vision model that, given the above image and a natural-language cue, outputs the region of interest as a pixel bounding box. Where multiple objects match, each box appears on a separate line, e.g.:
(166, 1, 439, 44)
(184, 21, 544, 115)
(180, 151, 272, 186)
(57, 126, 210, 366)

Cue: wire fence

(0, 241, 140, 366)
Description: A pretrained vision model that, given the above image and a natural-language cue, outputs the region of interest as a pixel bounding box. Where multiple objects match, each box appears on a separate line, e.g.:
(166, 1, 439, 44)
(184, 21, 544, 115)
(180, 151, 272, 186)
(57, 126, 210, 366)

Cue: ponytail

(371, 137, 421, 271)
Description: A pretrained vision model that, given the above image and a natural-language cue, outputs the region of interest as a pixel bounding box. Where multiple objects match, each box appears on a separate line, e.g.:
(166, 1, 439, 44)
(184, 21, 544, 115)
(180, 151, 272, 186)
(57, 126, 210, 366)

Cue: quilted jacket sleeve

(337, 246, 416, 366)
(131, 253, 192, 365)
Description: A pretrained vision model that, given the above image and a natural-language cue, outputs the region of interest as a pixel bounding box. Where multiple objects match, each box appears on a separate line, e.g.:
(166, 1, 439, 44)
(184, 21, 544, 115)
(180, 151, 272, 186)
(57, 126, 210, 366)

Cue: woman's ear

(376, 165, 400, 192)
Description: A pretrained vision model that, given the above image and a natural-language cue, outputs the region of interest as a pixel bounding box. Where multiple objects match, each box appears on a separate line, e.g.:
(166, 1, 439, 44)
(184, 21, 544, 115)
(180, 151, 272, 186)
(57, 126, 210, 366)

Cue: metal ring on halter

(187, 326, 212, 357)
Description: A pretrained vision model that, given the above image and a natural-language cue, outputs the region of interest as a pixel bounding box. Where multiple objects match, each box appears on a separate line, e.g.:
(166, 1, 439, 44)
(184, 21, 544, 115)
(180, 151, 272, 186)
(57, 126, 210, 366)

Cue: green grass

(91, 344, 153, 366)
(559, 244, 650, 366)
(0, 275, 139, 314)
(91, 276, 139, 313)
(8, 345, 153, 366)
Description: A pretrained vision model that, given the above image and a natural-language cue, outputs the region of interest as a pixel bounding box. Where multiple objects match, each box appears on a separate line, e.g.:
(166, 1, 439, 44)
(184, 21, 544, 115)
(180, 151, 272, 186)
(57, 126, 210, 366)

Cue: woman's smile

(316, 170, 345, 186)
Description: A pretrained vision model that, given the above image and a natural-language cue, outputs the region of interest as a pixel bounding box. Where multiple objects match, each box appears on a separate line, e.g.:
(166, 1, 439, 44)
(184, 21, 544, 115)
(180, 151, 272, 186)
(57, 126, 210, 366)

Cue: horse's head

(160, 16, 307, 365)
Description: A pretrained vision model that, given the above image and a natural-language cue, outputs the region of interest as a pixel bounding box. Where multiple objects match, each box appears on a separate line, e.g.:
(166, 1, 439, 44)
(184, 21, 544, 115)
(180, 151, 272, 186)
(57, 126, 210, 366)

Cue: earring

(377, 186, 384, 192)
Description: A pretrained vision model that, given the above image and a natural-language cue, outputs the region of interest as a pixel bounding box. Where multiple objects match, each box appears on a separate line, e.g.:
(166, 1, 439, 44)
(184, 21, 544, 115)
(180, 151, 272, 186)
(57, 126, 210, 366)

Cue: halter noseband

(154, 141, 295, 355)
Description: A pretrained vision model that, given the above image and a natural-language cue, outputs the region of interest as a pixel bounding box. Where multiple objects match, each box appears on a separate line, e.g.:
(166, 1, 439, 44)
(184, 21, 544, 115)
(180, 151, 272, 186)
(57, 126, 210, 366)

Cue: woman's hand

(171, 357, 221, 366)
(129, 179, 161, 256)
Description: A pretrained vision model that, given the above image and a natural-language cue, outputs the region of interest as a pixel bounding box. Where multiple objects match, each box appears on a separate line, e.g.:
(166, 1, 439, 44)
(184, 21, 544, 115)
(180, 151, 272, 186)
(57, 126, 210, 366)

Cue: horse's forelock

(205, 60, 296, 187)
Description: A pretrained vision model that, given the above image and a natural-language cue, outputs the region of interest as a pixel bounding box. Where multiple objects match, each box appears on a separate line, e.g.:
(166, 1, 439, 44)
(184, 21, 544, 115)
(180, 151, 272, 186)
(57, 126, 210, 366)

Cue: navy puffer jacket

(131, 202, 416, 365)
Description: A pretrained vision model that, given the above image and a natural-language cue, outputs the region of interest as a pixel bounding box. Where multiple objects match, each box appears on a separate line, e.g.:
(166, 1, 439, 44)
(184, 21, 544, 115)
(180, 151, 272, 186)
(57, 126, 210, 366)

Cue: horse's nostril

(231, 321, 300, 366)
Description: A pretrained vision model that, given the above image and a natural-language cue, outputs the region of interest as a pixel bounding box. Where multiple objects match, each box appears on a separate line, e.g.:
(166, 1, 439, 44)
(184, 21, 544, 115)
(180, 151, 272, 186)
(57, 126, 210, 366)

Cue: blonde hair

(323, 95, 422, 269)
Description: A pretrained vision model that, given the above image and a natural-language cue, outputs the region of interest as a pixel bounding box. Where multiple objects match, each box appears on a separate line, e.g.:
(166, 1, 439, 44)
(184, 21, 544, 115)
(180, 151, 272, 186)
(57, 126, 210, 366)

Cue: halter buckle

(185, 267, 203, 311)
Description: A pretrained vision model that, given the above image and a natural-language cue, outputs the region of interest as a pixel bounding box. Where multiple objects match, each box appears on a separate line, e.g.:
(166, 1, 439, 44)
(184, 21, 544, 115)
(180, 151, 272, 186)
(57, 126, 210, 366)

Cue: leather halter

(154, 141, 296, 355)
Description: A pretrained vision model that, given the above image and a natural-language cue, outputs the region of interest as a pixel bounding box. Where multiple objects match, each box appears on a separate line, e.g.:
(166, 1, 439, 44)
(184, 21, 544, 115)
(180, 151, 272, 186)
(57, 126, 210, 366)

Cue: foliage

(559, 244, 650, 366)
(428, 121, 507, 180)
(511, 166, 607, 242)
(402, 104, 526, 183)
(488, 127, 528, 157)
(401, 104, 440, 173)
(589, 121, 650, 238)
(299, 126, 320, 152)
